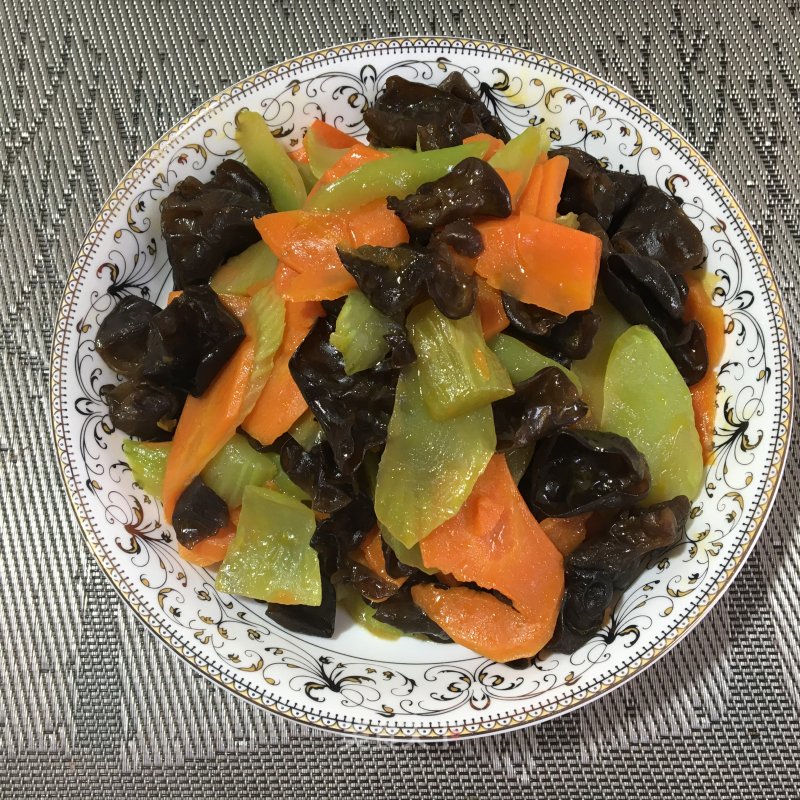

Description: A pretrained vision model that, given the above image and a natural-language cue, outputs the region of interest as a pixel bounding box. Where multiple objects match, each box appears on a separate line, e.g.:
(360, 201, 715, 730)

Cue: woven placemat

(1, 1, 799, 797)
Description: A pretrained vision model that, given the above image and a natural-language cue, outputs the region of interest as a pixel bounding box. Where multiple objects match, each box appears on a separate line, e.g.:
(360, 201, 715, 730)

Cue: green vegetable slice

(305, 126, 349, 179)
(408, 300, 513, 420)
(380, 526, 437, 575)
(210, 241, 277, 296)
(241, 284, 285, 413)
(488, 333, 582, 391)
(329, 291, 393, 375)
(288, 410, 325, 451)
(374, 364, 496, 548)
(601, 325, 703, 504)
(122, 440, 171, 498)
(339, 585, 403, 640)
(489, 124, 550, 201)
(505, 445, 536, 485)
(235, 110, 307, 211)
(216, 486, 320, 605)
(200, 433, 278, 508)
(261, 452, 312, 503)
(570, 290, 629, 420)
(306, 140, 490, 212)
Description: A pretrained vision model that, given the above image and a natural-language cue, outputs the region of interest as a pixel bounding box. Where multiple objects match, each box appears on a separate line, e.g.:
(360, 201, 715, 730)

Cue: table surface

(1, 1, 799, 797)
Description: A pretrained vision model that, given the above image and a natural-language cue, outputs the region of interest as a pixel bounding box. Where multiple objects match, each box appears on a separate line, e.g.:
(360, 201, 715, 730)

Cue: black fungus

(338, 243, 475, 321)
(435, 219, 484, 257)
(311, 492, 377, 576)
(172, 477, 229, 549)
(522, 429, 651, 518)
(388, 157, 511, 233)
(555, 148, 646, 231)
(556, 147, 617, 229)
(95, 296, 161, 378)
(141, 285, 245, 396)
(493, 367, 587, 453)
(161, 159, 274, 289)
(334, 559, 401, 602)
(373, 586, 453, 642)
(502, 294, 601, 361)
(337, 244, 428, 321)
(363, 74, 508, 151)
(602, 252, 708, 384)
(577, 213, 612, 260)
(381, 538, 418, 580)
(289, 309, 398, 475)
(437, 72, 509, 142)
(280, 438, 355, 514)
(548, 496, 690, 652)
(612, 185, 704, 273)
(266, 573, 337, 638)
(426, 249, 477, 319)
(383, 324, 417, 368)
(103, 380, 185, 441)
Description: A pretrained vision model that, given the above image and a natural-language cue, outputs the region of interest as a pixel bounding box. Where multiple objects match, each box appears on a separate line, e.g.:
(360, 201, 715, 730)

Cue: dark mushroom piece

(611, 185, 705, 273)
(521, 429, 651, 518)
(172, 476, 229, 550)
(103, 380, 185, 441)
(548, 496, 690, 652)
(162, 159, 274, 289)
(141, 285, 245, 397)
(95, 296, 161, 378)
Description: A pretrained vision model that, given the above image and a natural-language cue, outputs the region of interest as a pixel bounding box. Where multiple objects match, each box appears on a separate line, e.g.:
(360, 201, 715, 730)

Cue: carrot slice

(473, 214, 601, 316)
(162, 336, 255, 521)
(464, 132, 505, 160)
(532, 155, 569, 221)
(684, 275, 725, 461)
(178, 522, 237, 567)
(414, 455, 564, 662)
(539, 514, 590, 557)
(348, 199, 409, 248)
(476, 279, 509, 339)
(257, 200, 407, 302)
(494, 167, 526, 201)
(288, 145, 310, 165)
(242, 300, 322, 445)
(517, 162, 545, 216)
(306, 119, 361, 150)
(257, 211, 356, 302)
(313, 143, 387, 189)
(350, 528, 407, 599)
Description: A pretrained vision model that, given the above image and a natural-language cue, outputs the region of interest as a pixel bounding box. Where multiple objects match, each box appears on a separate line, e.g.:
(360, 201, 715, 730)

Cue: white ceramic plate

(50, 37, 792, 739)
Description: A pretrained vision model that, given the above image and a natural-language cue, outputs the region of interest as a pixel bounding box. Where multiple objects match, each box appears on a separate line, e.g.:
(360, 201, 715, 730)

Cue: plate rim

(49, 35, 794, 741)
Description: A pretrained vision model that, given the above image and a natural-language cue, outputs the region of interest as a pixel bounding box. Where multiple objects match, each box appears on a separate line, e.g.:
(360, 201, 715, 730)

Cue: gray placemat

(1, 0, 799, 797)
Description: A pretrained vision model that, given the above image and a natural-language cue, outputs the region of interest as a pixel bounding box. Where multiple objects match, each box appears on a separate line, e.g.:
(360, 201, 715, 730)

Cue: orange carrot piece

(533, 155, 569, 221)
(348, 199, 409, 248)
(464, 132, 505, 160)
(167, 291, 250, 320)
(539, 514, 590, 557)
(517, 162, 545, 216)
(476, 279, 509, 339)
(306, 119, 361, 150)
(162, 333, 256, 522)
(415, 455, 564, 661)
(494, 167, 526, 201)
(288, 145, 310, 165)
(350, 528, 407, 600)
(314, 143, 387, 189)
(257, 211, 355, 302)
(684, 275, 726, 462)
(474, 214, 601, 316)
(242, 300, 322, 445)
(178, 522, 237, 567)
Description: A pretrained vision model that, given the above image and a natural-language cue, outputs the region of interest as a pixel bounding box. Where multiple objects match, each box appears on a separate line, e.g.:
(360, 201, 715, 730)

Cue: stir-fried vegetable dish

(95, 73, 724, 662)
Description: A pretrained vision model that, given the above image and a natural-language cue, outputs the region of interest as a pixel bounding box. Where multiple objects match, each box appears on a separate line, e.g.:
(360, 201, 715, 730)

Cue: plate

(50, 37, 792, 739)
